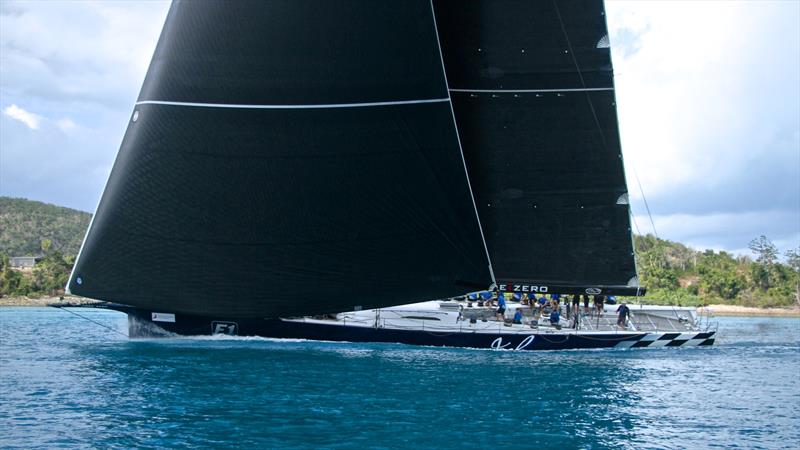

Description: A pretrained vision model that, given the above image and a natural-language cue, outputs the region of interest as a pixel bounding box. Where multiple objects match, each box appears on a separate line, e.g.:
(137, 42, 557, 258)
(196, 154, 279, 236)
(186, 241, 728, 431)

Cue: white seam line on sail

(429, 0, 497, 287)
(449, 87, 614, 93)
(134, 98, 450, 109)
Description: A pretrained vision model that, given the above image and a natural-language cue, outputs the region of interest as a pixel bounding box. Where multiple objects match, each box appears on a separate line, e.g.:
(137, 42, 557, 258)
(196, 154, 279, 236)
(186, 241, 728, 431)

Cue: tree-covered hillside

(0, 197, 91, 256)
(0, 196, 797, 306)
(632, 234, 799, 308)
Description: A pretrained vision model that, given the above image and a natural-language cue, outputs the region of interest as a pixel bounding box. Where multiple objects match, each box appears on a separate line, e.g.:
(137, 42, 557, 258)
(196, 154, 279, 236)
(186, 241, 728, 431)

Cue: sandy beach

(0, 296, 102, 307)
(698, 304, 800, 317)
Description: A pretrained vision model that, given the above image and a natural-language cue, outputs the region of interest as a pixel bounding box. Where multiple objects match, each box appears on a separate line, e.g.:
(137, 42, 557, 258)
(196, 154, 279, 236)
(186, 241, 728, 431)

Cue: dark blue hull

(109, 304, 715, 351)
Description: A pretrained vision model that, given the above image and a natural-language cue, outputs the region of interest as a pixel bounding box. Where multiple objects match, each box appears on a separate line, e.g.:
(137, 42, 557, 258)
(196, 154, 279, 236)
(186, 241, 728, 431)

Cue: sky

(1, 0, 798, 258)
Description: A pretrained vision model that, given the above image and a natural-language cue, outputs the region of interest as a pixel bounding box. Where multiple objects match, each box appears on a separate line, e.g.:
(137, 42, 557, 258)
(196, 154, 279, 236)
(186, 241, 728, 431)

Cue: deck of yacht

(285, 301, 716, 335)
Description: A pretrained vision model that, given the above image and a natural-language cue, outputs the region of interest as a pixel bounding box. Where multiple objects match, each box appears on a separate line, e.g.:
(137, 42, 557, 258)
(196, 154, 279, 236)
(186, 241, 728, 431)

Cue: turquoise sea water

(1, 308, 798, 449)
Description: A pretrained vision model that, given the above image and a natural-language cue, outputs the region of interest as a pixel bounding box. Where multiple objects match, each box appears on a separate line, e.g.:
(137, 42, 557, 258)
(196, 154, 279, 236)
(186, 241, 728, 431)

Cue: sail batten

(134, 98, 452, 109)
(449, 88, 614, 93)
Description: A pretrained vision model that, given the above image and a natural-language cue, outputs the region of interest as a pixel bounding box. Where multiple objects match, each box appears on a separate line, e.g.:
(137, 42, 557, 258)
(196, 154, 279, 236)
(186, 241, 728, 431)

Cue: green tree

(788, 248, 800, 271)
(786, 247, 800, 305)
(0, 197, 91, 256)
(0, 254, 22, 295)
(749, 235, 778, 290)
(749, 235, 778, 265)
(697, 250, 744, 300)
(31, 251, 72, 295)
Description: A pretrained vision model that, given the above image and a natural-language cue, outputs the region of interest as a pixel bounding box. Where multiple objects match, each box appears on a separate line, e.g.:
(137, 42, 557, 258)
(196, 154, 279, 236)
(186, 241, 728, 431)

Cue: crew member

(496, 294, 507, 320)
(571, 295, 580, 318)
(617, 302, 631, 329)
(549, 308, 560, 327)
(593, 295, 604, 316)
(538, 295, 548, 309)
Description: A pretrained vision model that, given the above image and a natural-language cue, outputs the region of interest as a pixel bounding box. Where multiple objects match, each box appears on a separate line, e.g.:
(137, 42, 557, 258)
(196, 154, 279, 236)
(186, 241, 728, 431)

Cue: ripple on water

(1, 308, 799, 449)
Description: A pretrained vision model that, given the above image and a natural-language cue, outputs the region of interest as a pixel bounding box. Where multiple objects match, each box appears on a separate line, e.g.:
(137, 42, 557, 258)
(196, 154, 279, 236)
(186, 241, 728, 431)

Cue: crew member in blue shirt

(496, 294, 507, 320)
(481, 290, 493, 307)
(549, 308, 560, 327)
(513, 309, 523, 324)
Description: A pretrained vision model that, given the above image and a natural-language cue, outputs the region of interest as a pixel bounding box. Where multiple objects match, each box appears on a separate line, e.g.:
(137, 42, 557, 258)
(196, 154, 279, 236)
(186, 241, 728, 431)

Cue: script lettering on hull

(491, 335, 535, 351)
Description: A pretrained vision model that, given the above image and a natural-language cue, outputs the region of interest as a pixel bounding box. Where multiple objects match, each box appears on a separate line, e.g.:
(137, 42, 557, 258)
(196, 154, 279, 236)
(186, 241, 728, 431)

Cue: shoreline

(0, 296, 102, 307)
(697, 304, 800, 317)
(2, 297, 799, 317)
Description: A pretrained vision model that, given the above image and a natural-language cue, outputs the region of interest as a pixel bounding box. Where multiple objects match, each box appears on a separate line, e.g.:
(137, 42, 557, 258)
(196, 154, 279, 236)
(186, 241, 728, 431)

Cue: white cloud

(3, 103, 41, 129)
(56, 117, 76, 132)
(0, 0, 170, 211)
(607, 0, 799, 254)
(608, 1, 799, 202)
(633, 210, 800, 256)
(1, 0, 170, 111)
(0, 109, 119, 209)
(0, 0, 797, 259)
(2, 103, 78, 133)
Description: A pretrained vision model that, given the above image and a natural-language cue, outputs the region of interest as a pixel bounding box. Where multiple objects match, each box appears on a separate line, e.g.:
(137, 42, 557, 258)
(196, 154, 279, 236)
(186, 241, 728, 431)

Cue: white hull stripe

(449, 87, 614, 94)
(614, 340, 638, 349)
(135, 98, 450, 109)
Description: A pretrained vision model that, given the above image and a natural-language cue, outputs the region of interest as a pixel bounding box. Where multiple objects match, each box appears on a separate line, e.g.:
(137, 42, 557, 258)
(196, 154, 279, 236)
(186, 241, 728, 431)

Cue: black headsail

(433, 0, 643, 296)
(67, 0, 494, 318)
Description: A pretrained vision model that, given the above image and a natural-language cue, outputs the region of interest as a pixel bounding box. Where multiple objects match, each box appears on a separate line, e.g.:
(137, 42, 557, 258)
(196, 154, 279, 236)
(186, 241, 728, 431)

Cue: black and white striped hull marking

(615, 332, 716, 348)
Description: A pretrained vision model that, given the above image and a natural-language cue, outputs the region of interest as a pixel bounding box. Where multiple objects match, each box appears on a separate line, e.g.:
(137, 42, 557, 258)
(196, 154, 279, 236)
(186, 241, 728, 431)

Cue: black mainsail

(67, 0, 494, 318)
(433, 0, 642, 296)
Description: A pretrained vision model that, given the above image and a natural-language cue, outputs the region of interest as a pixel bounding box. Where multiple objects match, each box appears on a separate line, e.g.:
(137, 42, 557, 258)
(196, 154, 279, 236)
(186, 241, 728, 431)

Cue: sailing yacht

(65, 0, 716, 349)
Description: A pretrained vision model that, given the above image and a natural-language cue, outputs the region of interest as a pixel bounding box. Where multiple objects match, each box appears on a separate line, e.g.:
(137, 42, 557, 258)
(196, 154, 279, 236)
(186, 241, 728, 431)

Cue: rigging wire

(551, 0, 610, 155)
(552, 1, 659, 239)
(628, 205, 645, 294)
(553, 1, 656, 292)
(630, 208, 642, 237)
(50, 305, 129, 338)
(553, 0, 659, 241)
(632, 167, 659, 238)
(429, 0, 496, 288)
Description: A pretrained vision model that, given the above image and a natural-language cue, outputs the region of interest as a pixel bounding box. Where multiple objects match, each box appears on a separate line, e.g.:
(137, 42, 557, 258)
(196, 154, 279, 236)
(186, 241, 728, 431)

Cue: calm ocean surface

(1, 308, 798, 449)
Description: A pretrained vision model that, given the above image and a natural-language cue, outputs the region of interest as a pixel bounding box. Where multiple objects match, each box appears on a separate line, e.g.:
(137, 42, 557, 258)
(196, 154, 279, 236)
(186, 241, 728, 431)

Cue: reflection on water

(1, 308, 798, 449)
